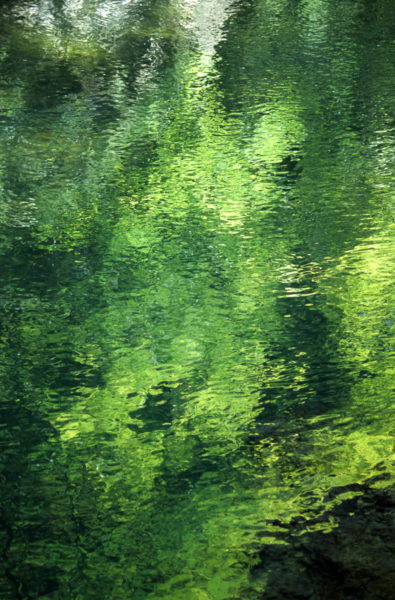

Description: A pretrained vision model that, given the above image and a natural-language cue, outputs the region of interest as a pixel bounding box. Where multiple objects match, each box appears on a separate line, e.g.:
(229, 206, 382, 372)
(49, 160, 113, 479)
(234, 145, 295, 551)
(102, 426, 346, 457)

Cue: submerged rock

(252, 486, 395, 600)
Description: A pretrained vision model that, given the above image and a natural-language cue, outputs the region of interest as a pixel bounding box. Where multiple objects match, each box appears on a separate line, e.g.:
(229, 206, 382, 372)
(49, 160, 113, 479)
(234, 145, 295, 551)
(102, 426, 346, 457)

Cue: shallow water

(0, 1, 394, 598)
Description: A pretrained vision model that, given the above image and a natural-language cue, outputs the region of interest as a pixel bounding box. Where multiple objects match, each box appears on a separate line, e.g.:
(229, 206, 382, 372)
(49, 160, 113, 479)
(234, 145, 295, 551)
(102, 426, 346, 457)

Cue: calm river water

(0, 1, 394, 598)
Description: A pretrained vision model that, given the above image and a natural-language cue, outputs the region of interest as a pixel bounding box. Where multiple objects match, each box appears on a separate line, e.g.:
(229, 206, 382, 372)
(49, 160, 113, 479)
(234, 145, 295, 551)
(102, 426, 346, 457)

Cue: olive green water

(0, 1, 394, 598)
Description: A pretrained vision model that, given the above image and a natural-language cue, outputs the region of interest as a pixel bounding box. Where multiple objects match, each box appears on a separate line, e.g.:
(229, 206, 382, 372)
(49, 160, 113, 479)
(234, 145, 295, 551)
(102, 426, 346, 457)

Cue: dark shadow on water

(252, 485, 395, 600)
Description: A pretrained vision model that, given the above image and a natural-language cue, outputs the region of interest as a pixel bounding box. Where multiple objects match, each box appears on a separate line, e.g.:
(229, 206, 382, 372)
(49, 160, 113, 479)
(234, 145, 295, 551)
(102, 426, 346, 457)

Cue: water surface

(0, 0, 394, 598)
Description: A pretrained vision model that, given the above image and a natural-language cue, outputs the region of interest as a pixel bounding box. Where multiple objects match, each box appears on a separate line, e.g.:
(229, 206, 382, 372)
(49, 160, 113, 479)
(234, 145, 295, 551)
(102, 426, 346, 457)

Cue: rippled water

(0, 1, 394, 598)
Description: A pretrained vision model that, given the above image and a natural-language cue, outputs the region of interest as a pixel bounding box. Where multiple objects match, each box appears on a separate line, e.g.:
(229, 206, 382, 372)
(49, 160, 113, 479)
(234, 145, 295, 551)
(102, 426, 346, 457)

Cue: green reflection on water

(0, 0, 394, 598)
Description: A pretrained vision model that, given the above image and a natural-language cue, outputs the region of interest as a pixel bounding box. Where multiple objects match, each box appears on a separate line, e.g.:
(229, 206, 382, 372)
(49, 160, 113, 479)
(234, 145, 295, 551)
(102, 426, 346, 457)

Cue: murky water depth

(0, 0, 394, 598)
